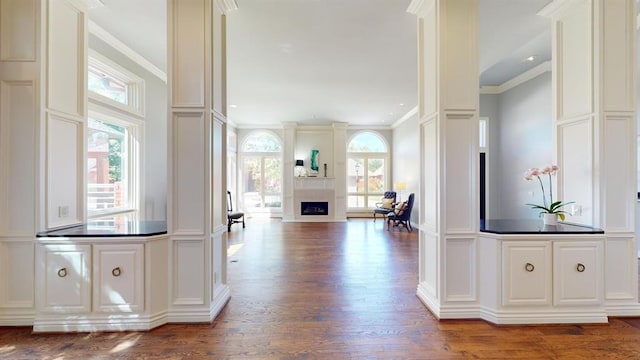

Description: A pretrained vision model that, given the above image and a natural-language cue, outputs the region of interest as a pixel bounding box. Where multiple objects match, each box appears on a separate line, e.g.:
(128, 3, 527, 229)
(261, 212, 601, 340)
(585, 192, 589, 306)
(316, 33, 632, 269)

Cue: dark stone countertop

(36, 221, 167, 238)
(480, 219, 604, 235)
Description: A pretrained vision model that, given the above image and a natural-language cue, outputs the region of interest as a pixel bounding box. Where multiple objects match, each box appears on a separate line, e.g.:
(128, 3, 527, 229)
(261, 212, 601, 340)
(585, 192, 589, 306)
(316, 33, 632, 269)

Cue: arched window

(240, 131, 282, 212)
(347, 132, 389, 210)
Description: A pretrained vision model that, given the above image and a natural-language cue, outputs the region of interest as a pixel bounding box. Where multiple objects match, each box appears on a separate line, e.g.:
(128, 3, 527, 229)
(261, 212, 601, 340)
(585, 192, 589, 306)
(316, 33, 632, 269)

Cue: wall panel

(445, 237, 476, 301)
(602, 0, 634, 111)
(173, 112, 206, 235)
(172, 239, 205, 305)
(172, 0, 206, 107)
(0, 240, 34, 308)
(47, 0, 84, 117)
(603, 116, 634, 231)
(0, 0, 36, 61)
(1, 81, 36, 235)
(46, 114, 81, 228)
(422, 116, 438, 231)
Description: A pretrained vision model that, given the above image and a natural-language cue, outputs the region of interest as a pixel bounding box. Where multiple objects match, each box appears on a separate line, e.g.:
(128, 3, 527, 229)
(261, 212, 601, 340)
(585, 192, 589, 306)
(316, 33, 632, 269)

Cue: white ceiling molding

(537, 0, 583, 19)
(84, 0, 104, 9)
(391, 106, 419, 129)
(217, 0, 239, 14)
(480, 61, 551, 95)
(89, 20, 167, 83)
(406, 0, 425, 15)
(234, 123, 284, 130)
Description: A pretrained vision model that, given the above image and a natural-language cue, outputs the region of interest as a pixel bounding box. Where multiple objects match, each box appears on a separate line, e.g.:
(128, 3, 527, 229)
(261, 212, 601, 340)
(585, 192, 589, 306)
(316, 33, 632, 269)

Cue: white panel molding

(604, 234, 636, 301)
(479, 61, 552, 95)
(47, 0, 86, 118)
(172, 112, 206, 236)
(212, 109, 226, 123)
(45, 113, 83, 229)
(443, 112, 477, 233)
(170, 0, 206, 108)
(171, 238, 205, 305)
(603, 115, 635, 232)
(0, 0, 37, 61)
(88, 21, 167, 83)
(0, 80, 37, 236)
(444, 236, 477, 302)
(0, 240, 34, 309)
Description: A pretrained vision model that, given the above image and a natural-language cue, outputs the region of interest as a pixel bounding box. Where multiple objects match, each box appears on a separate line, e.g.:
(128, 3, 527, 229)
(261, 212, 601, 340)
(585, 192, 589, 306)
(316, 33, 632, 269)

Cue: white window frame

(88, 49, 145, 118)
(86, 51, 145, 220)
(239, 130, 283, 215)
(87, 106, 143, 220)
(346, 131, 390, 211)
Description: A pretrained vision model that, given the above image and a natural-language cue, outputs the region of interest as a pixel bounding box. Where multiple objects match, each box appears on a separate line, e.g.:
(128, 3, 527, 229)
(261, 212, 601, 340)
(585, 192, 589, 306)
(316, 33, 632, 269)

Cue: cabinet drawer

(38, 244, 91, 313)
(553, 241, 603, 306)
(502, 241, 552, 306)
(93, 244, 144, 313)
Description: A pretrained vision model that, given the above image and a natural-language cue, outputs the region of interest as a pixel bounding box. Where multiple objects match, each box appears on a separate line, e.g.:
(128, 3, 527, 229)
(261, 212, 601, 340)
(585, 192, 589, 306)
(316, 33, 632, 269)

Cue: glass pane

(242, 157, 261, 207)
(87, 118, 128, 211)
(348, 196, 365, 208)
(367, 197, 383, 208)
(88, 67, 128, 104)
(263, 158, 281, 193)
(347, 158, 364, 193)
(367, 158, 385, 193)
(242, 132, 281, 152)
(264, 195, 281, 208)
(347, 132, 387, 152)
(479, 119, 487, 148)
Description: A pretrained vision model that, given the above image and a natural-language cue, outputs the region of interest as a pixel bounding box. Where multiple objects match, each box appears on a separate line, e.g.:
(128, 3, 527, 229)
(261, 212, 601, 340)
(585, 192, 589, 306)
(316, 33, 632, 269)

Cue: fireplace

(301, 201, 329, 216)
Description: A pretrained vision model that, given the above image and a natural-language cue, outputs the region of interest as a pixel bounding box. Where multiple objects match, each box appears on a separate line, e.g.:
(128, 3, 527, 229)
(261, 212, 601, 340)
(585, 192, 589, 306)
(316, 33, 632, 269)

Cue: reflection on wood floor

(2, 219, 640, 359)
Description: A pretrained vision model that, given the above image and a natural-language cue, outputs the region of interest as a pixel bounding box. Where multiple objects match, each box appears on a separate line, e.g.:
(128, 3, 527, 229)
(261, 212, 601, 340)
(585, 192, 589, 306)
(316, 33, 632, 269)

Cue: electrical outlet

(58, 205, 69, 217)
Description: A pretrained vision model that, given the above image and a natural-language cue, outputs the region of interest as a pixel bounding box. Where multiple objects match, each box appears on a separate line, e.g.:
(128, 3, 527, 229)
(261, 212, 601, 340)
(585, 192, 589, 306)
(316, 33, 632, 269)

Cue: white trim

(391, 106, 418, 129)
(406, 0, 426, 15)
(88, 20, 167, 83)
(480, 61, 552, 95)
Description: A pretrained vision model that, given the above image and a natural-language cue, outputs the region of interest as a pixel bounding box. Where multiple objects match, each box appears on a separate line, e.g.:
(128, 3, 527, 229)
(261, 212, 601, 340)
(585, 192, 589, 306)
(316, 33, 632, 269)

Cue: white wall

(493, 72, 553, 219)
(479, 94, 500, 219)
(392, 115, 419, 226)
(88, 34, 168, 221)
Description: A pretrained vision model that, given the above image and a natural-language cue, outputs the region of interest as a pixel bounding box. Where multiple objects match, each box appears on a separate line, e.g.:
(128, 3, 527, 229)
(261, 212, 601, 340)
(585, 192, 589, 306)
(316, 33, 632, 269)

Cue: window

(88, 49, 145, 117)
(87, 52, 144, 219)
(347, 132, 389, 209)
(240, 131, 282, 212)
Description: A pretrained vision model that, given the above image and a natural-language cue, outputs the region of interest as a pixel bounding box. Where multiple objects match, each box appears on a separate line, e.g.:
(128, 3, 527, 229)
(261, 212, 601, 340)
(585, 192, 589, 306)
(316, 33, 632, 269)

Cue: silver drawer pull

(525, 263, 535, 272)
(112, 267, 122, 277)
(576, 263, 585, 272)
(57, 268, 67, 278)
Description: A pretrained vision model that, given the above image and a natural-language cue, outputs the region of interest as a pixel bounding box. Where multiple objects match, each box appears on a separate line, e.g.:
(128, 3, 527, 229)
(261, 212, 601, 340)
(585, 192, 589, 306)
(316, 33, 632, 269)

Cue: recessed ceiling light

(524, 55, 536, 62)
(399, 103, 404, 107)
(230, 104, 237, 108)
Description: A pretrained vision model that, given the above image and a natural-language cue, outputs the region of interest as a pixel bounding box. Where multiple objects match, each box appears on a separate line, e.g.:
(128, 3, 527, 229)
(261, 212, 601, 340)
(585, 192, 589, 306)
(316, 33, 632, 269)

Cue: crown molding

(88, 20, 167, 83)
(406, 0, 425, 15)
(537, 0, 585, 19)
(391, 106, 418, 129)
(480, 61, 551, 95)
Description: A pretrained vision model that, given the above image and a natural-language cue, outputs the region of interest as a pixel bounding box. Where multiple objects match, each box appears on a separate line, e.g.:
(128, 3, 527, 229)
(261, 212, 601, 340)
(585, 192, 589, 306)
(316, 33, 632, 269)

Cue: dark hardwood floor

(2, 219, 640, 359)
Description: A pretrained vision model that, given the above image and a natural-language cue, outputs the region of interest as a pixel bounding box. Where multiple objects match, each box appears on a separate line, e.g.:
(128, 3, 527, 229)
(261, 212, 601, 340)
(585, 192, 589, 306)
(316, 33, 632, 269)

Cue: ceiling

(88, 0, 554, 127)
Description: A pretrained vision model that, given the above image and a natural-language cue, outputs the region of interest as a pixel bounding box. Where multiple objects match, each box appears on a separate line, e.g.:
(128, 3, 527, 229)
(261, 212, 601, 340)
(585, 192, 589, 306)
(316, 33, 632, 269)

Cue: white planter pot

(543, 213, 558, 225)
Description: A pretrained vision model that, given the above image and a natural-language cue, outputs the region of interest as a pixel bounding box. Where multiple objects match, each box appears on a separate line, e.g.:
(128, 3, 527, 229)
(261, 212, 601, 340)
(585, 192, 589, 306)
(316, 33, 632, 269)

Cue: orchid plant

(524, 165, 574, 220)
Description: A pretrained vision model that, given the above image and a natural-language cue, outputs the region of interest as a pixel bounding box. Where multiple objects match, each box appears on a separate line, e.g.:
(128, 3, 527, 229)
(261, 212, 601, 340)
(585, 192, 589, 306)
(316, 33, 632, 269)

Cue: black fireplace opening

(301, 201, 329, 216)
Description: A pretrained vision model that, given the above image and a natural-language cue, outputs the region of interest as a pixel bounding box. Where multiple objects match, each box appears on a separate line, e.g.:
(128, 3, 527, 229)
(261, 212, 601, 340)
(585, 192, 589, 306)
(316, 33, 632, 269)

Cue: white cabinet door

(93, 244, 144, 313)
(553, 240, 603, 306)
(502, 241, 552, 306)
(38, 244, 91, 313)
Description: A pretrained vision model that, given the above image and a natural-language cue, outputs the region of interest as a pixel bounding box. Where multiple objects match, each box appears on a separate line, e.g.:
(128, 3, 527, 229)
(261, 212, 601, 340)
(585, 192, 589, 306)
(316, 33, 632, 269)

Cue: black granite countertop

(37, 221, 167, 238)
(480, 219, 604, 235)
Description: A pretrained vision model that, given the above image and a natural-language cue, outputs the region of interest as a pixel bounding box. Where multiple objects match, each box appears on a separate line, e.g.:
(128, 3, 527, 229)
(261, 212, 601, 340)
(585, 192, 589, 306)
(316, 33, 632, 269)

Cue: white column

(282, 122, 297, 221)
(409, 0, 479, 319)
(167, 0, 234, 322)
(0, 0, 87, 325)
(539, 0, 640, 315)
(332, 123, 348, 221)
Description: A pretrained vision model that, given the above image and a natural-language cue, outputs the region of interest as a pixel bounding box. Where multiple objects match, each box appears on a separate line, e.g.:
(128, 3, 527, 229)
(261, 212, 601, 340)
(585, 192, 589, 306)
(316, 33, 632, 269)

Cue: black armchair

(373, 191, 397, 222)
(386, 193, 414, 232)
(227, 190, 245, 232)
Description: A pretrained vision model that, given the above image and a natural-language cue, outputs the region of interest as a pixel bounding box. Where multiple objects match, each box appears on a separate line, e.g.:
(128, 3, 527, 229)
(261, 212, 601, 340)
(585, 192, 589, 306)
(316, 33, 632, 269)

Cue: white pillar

(282, 123, 297, 221)
(167, 0, 234, 322)
(539, 0, 640, 315)
(408, 0, 480, 318)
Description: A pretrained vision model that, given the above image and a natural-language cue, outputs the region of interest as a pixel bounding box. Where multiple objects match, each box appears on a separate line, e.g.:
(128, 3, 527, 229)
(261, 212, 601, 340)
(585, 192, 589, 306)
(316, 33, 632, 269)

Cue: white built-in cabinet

(34, 236, 168, 332)
(479, 234, 607, 324)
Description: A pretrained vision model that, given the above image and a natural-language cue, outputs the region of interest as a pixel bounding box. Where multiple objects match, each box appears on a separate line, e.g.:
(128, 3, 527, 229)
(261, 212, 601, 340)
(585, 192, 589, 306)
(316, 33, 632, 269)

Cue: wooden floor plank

(1, 219, 640, 359)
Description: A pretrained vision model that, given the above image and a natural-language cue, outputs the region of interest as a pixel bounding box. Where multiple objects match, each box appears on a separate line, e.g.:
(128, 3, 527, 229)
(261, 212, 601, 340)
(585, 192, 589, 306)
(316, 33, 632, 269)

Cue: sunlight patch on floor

(0, 345, 15, 354)
(227, 243, 244, 257)
(109, 335, 141, 353)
